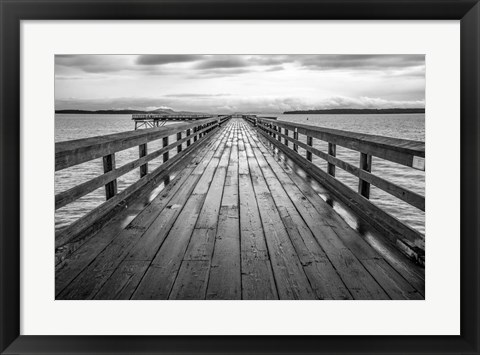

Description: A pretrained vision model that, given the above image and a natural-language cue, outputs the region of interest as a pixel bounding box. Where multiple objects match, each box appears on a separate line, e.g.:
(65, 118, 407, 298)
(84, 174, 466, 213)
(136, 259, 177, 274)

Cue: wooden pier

(55, 116, 425, 300)
(132, 114, 214, 129)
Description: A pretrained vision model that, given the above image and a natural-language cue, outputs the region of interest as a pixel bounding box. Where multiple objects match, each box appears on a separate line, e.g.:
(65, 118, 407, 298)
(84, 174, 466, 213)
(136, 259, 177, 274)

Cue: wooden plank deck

(56, 118, 424, 300)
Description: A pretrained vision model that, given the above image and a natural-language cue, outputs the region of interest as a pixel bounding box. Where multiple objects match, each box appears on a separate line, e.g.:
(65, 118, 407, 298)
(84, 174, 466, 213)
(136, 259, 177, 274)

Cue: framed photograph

(1, 0, 479, 354)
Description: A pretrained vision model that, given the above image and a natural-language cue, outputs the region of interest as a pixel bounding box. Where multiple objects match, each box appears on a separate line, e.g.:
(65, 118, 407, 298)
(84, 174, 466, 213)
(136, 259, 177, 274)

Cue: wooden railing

(245, 115, 425, 256)
(55, 115, 230, 248)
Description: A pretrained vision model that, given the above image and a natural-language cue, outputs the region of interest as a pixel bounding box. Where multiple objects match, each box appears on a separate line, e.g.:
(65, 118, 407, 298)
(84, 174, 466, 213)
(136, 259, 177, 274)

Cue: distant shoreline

(55, 109, 207, 115)
(56, 109, 153, 114)
(283, 108, 425, 115)
(56, 108, 426, 115)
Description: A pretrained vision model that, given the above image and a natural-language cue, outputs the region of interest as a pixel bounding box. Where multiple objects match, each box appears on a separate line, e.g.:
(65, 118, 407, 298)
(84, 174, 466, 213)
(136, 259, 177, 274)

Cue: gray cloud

(56, 54, 425, 78)
(55, 55, 425, 113)
(191, 54, 425, 73)
(164, 93, 232, 98)
(55, 55, 131, 73)
(135, 54, 203, 65)
(295, 54, 425, 71)
(195, 57, 249, 70)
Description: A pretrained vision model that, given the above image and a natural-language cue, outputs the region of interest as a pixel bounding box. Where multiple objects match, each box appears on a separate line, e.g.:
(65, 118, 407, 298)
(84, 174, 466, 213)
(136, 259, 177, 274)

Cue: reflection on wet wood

(56, 119, 424, 300)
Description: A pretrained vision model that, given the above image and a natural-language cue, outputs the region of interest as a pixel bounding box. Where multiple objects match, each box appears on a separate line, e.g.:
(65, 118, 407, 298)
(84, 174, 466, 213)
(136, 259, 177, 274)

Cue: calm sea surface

(55, 113, 425, 235)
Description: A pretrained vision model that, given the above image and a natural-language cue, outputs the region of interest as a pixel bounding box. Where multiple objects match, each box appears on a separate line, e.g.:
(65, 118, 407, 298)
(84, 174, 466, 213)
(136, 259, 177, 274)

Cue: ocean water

(55, 113, 425, 235)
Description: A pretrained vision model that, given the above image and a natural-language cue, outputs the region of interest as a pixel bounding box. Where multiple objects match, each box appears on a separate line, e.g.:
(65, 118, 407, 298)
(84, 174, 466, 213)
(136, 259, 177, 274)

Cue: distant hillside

(55, 108, 207, 115)
(283, 108, 425, 115)
(56, 109, 145, 114)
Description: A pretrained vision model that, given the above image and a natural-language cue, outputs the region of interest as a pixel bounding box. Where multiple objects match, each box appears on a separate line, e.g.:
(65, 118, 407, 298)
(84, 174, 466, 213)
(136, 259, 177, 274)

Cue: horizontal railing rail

(245, 115, 425, 258)
(55, 115, 230, 248)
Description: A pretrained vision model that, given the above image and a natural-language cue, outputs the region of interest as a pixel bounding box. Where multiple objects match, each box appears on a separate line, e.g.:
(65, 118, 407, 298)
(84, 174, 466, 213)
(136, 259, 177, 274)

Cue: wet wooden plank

(122, 175, 200, 261)
(241, 126, 352, 299)
(170, 143, 233, 297)
(183, 228, 216, 261)
(244, 134, 315, 300)
(251, 128, 425, 298)
(238, 161, 277, 300)
(206, 206, 241, 300)
(94, 260, 150, 300)
(193, 167, 227, 230)
(169, 260, 210, 300)
(206, 140, 241, 299)
(244, 122, 389, 300)
(249, 156, 352, 299)
(362, 258, 423, 300)
(131, 194, 206, 300)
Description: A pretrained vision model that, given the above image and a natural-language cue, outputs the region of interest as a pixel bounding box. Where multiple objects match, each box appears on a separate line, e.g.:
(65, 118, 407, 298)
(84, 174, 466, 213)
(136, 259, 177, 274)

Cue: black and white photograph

(54, 54, 425, 300)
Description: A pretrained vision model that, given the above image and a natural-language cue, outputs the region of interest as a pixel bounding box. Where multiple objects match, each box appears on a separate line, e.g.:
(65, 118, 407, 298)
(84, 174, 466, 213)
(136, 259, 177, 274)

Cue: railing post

(177, 132, 182, 153)
(358, 152, 372, 198)
(284, 128, 289, 146)
(306, 136, 313, 162)
(293, 128, 298, 152)
(139, 143, 148, 178)
(163, 136, 169, 162)
(327, 143, 336, 176)
(186, 129, 191, 147)
(103, 153, 117, 200)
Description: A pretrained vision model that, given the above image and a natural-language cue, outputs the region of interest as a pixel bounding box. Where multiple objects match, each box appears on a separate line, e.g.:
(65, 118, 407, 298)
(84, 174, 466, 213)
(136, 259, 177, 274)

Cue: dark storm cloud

(193, 56, 290, 71)
(191, 54, 424, 77)
(195, 57, 249, 69)
(164, 93, 231, 98)
(296, 54, 425, 71)
(55, 54, 425, 77)
(55, 55, 130, 73)
(135, 55, 203, 65)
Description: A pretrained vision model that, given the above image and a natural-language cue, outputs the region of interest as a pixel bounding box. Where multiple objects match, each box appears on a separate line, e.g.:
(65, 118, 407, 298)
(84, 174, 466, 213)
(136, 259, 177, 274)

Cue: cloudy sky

(55, 54, 425, 113)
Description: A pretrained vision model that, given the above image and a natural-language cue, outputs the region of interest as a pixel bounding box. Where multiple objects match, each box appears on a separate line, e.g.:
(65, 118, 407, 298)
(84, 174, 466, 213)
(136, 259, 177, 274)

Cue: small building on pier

(132, 113, 214, 130)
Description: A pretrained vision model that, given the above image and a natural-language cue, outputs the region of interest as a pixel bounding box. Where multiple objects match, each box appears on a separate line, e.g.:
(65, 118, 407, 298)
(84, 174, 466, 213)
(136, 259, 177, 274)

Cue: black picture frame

(1, 0, 479, 354)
